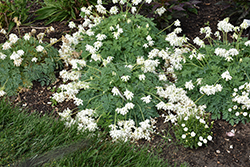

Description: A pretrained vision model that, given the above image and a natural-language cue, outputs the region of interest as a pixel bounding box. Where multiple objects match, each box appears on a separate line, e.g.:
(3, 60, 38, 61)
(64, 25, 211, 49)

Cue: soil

(1, 0, 250, 166)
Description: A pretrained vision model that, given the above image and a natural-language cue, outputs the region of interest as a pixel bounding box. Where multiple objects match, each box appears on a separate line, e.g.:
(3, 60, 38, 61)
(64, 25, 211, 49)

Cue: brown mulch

(1, 0, 250, 166)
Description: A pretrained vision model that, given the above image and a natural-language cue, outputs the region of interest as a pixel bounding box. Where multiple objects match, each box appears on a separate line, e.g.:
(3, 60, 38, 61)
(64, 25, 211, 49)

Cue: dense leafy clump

(75, 12, 170, 126)
(174, 18, 250, 125)
(0, 33, 62, 96)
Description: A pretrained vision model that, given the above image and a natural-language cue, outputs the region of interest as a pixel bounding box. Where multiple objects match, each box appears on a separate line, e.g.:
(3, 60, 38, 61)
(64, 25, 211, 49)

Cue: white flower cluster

(165, 31, 188, 47)
(109, 119, 155, 142)
(221, 70, 232, 81)
(2, 33, 19, 50)
(10, 50, 24, 66)
(200, 26, 212, 38)
(115, 102, 135, 115)
(141, 95, 152, 103)
(189, 50, 205, 60)
(76, 109, 98, 132)
(52, 81, 89, 104)
(59, 69, 82, 82)
(110, 6, 119, 15)
(232, 83, 250, 111)
(193, 37, 205, 48)
(214, 47, 239, 62)
(200, 84, 223, 96)
(58, 108, 98, 132)
(143, 35, 154, 48)
(155, 7, 166, 16)
(0, 52, 7, 60)
(217, 18, 234, 33)
(156, 84, 206, 123)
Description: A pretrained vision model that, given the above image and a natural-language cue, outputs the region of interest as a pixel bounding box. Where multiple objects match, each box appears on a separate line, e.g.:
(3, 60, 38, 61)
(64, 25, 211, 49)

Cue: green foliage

(75, 12, 170, 126)
(35, 0, 96, 25)
(0, 34, 63, 96)
(0, 0, 33, 32)
(173, 113, 213, 149)
(175, 36, 250, 125)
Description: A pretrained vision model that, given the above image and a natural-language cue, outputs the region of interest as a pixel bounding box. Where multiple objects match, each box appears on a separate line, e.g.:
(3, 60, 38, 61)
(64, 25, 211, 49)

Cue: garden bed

(1, 0, 250, 166)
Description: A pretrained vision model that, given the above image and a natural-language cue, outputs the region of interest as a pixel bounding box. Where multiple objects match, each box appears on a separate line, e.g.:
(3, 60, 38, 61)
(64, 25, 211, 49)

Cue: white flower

(174, 19, 181, 26)
(235, 112, 239, 116)
(111, 87, 120, 96)
(198, 141, 202, 147)
(240, 19, 250, 29)
(124, 89, 134, 101)
(0, 28, 6, 35)
(31, 57, 38, 62)
(138, 74, 146, 81)
(0, 52, 7, 60)
(94, 41, 103, 49)
(196, 78, 203, 85)
(110, 6, 118, 14)
(74, 97, 83, 106)
(217, 18, 234, 33)
(10, 51, 20, 60)
(136, 56, 144, 65)
(207, 135, 212, 141)
(68, 21, 76, 29)
(203, 139, 208, 144)
(115, 107, 129, 115)
(9, 33, 19, 44)
(0, 90, 6, 97)
(96, 4, 106, 14)
(221, 70, 232, 81)
(181, 123, 185, 127)
(96, 34, 107, 41)
(17, 50, 24, 56)
(143, 43, 148, 48)
(191, 131, 196, 137)
(50, 38, 57, 44)
(184, 127, 188, 131)
(243, 112, 248, 116)
(182, 134, 186, 139)
(185, 80, 195, 90)
(214, 31, 221, 40)
(2, 42, 11, 50)
(193, 37, 205, 47)
(23, 33, 30, 40)
(245, 41, 250, 46)
(141, 95, 152, 103)
(199, 119, 206, 124)
(146, 35, 152, 41)
(131, 7, 137, 14)
(158, 74, 167, 81)
(36, 45, 44, 52)
(125, 102, 135, 110)
(121, 75, 130, 82)
(13, 58, 23, 66)
(199, 136, 203, 141)
(156, 7, 166, 16)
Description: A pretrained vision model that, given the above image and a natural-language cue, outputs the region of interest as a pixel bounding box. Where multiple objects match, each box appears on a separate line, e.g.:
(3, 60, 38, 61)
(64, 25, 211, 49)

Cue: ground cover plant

(1, 0, 250, 166)
(0, 24, 62, 96)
